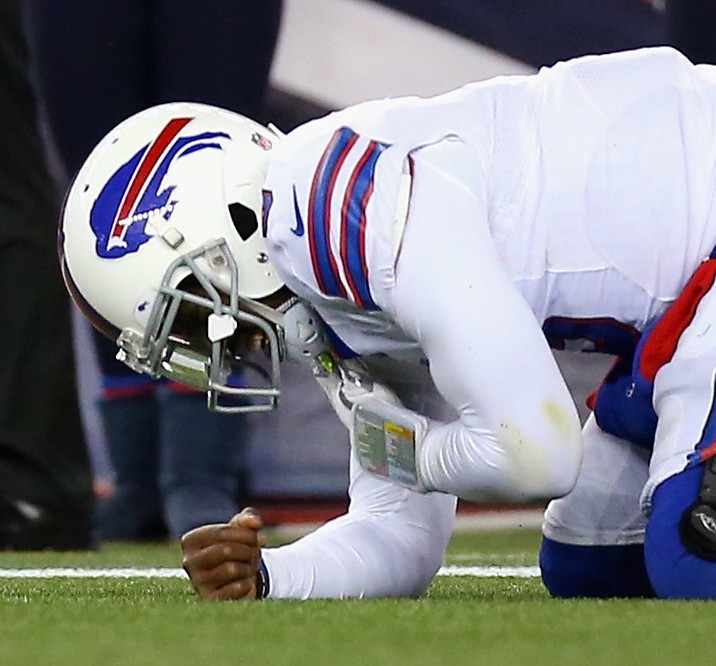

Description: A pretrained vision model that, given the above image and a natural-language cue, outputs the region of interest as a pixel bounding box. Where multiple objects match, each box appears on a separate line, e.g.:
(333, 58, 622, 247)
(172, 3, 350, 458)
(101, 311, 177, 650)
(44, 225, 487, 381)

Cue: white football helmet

(60, 102, 293, 412)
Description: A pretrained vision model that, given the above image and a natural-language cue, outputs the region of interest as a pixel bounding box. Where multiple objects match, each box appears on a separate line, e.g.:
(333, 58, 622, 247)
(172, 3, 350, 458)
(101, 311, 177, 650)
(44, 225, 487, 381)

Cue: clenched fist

(181, 507, 268, 600)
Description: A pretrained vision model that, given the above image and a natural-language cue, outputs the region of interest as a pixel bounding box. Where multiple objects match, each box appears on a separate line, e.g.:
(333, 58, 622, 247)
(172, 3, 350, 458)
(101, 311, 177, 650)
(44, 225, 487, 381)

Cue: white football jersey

(265, 46, 716, 351)
(259, 47, 716, 598)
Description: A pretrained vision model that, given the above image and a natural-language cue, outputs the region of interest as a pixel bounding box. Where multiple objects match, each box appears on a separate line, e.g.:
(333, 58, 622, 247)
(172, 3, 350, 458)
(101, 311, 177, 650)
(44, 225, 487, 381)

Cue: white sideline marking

(0, 565, 539, 579)
(0, 568, 187, 579)
(438, 565, 540, 578)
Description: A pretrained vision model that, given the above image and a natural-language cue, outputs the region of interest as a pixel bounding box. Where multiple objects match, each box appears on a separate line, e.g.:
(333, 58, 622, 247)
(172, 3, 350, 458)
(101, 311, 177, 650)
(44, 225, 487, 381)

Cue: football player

(61, 46, 716, 600)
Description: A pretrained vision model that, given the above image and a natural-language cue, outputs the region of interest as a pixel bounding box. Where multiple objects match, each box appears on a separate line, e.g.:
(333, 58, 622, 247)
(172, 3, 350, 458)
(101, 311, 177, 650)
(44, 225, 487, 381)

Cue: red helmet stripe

(113, 117, 192, 234)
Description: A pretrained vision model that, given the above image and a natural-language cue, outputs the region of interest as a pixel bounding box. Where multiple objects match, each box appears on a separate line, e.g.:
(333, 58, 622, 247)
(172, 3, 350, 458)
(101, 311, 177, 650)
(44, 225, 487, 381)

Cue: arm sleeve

(261, 448, 457, 599)
(392, 139, 583, 503)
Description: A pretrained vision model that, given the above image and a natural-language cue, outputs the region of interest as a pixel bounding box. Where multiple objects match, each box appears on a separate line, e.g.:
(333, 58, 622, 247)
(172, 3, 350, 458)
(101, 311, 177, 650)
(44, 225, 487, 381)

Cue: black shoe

(0, 495, 96, 551)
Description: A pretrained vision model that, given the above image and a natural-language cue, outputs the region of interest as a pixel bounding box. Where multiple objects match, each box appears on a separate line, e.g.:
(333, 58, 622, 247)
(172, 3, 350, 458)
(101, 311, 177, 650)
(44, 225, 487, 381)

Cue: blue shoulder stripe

(339, 139, 388, 310)
(307, 127, 358, 298)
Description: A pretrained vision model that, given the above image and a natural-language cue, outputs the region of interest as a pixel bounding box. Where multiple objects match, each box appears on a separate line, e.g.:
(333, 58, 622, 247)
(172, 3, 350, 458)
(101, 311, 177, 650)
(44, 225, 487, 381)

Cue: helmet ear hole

(228, 202, 259, 241)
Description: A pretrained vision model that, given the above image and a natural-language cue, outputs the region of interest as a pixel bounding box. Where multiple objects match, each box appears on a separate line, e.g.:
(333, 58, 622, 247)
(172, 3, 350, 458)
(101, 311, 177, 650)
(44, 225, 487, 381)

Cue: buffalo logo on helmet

(90, 117, 231, 259)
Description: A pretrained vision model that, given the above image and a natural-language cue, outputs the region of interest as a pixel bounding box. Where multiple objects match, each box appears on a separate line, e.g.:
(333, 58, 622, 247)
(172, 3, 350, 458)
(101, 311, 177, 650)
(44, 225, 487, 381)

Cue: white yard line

(0, 565, 540, 579)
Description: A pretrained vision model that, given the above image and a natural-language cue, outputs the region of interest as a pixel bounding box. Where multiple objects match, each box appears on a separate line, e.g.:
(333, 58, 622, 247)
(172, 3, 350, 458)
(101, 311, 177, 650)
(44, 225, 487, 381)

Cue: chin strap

(680, 455, 716, 561)
(238, 294, 298, 328)
(239, 294, 315, 363)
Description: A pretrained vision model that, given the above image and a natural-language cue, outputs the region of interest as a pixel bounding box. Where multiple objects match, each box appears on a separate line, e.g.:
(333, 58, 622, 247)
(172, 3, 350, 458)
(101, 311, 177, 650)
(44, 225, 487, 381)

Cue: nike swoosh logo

(291, 185, 305, 237)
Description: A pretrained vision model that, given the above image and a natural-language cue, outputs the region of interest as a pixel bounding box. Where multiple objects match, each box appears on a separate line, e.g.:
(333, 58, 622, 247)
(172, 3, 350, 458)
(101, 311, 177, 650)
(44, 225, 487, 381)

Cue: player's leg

(145, 0, 282, 540)
(640, 263, 716, 599)
(93, 335, 165, 540)
(0, 1, 94, 549)
(644, 463, 716, 599)
(24, 0, 150, 176)
(540, 414, 654, 597)
(157, 385, 247, 538)
(152, 0, 283, 118)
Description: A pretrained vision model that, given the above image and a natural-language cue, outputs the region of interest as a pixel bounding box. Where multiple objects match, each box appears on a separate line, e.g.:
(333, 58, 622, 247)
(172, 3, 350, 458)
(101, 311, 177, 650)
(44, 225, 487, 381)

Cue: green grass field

(0, 527, 712, 666)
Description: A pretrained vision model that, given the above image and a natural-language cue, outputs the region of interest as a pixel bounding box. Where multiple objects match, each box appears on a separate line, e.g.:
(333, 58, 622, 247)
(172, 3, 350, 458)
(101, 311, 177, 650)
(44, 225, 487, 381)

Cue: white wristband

(350, 395, 429, 492)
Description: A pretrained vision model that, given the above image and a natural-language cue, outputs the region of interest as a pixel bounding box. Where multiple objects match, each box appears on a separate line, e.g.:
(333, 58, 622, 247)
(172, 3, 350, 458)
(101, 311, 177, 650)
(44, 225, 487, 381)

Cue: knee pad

(645, 465, 716, 599)
(539, 536, 654, 598)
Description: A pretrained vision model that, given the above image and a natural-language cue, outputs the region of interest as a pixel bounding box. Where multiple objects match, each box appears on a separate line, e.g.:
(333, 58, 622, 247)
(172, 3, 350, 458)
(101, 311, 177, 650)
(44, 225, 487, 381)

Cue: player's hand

(180, 507, 268, 601)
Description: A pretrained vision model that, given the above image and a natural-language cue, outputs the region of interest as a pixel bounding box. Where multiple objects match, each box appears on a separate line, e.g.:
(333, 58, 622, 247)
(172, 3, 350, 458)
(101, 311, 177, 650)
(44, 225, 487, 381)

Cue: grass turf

(0, 529, 712, 666)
